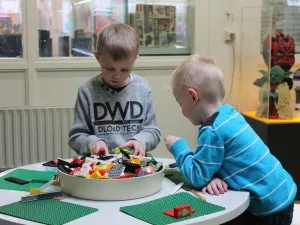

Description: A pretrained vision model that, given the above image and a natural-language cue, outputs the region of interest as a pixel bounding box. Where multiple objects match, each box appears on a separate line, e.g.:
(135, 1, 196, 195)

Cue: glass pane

(239, 5, 273, 121)
(37, 0, 193, 57)
(0, 0, 23, 58)
(274, 0, 300, 53)
(37, 0, 126, 57)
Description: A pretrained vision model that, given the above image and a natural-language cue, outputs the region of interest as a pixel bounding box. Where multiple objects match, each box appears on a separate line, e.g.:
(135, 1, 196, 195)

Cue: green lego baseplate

(120, 192, 225, 225)
(0, 169, 55, 191)
(0, 199, 98, 225)
(164, 169, 196, 191)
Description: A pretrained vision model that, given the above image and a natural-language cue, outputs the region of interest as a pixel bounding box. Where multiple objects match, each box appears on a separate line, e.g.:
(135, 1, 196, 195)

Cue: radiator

(0, 107, 77, 169)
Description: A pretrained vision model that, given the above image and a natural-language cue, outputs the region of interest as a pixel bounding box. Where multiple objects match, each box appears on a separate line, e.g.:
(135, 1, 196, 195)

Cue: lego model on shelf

(44, 148, 165, 201)
(254, 31, 295, 120)
(239, 0, 300, 123)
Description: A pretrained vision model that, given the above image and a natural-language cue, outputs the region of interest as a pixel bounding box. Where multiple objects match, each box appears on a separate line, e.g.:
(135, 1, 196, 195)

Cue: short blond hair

(171, 55, 225, 104)
(96, 23, 139, 61)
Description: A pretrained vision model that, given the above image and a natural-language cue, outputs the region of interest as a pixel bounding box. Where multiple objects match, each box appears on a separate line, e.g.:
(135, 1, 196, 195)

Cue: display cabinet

(240, 0, 300, 200)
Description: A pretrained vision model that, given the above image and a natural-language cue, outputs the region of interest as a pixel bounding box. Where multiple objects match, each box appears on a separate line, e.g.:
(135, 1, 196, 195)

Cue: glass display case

(239, 0, 300, 123)
(240, 0, 300, 200)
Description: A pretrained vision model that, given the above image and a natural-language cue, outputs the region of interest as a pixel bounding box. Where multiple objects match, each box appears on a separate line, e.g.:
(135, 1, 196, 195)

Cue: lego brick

(120, 192, 225, 225)
(140, 161, 148, 167)
(29, 188, 47, 195)
(151, 157, 158, 165)
(38, 180, 54, 190)
(57, 159, 82, 168)
(164, 204, 196, 218)
(123, 161, 141, 173)
(108, 164, 125, 178)
(42, 160, 57, 167)
(120, 149, 130, 160)
(0, 199, 98, 225)
(98, 155, 114, 160)
(88, 171, 102, 179)
(4, 177, 31, 185)
(21, 191, 63, 202)
(57, 165, 70, 174)
(173, 204, 194, 218)
(155, 162, 163, 172)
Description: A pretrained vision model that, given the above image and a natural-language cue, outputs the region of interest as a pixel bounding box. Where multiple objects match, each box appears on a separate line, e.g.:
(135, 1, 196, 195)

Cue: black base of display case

(243, 114, 300, 200)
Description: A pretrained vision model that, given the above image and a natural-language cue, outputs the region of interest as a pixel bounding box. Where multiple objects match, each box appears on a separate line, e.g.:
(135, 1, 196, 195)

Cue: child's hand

(202, 178, 228, 196)
(164, 135, 180, 150)
(89, 140, 109, 155)
(120, 140, 145, 156)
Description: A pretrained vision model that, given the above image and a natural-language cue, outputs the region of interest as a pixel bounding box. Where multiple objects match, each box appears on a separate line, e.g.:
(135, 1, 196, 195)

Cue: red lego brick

(164, 204, 196, 218)
(70, 157, 81, 164)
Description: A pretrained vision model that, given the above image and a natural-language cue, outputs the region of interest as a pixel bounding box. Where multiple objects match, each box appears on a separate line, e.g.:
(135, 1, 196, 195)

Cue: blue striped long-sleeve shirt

(170, 104, 297, 216)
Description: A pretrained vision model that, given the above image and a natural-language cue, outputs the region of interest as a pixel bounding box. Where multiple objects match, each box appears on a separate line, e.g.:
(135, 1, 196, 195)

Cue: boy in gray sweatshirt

(69, 24, 161, 156)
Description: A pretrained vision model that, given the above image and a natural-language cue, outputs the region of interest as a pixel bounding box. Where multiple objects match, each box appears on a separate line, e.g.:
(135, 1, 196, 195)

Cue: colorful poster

(136, 4, 176, 48)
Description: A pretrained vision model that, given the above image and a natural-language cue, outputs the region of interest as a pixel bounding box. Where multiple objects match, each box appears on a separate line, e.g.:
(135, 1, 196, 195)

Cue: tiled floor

(292, 204, 300, 225)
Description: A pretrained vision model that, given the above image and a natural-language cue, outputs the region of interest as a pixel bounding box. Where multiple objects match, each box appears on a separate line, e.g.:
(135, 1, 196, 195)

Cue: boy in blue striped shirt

(164, 55, 296, 224)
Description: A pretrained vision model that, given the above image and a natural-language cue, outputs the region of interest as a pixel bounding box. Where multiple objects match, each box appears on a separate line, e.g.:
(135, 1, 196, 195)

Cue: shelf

(241, 111, 300, 124)
(139, 45, 191, 56)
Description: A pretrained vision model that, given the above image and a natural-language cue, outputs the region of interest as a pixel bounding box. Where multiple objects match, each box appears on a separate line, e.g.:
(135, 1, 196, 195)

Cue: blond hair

(96, 23, 139, 61)
(171, 55, 225, 104)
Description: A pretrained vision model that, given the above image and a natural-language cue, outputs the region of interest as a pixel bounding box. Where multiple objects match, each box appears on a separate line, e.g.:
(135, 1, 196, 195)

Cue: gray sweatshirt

(69, 74, 161, 155)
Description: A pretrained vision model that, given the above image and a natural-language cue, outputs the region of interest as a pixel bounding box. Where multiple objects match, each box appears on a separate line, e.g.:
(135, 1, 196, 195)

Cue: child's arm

(202, 178, 228, 195)
(165, 128, 224, 189)
(128, 89, 161, 152)
(69, 87, 107, 155)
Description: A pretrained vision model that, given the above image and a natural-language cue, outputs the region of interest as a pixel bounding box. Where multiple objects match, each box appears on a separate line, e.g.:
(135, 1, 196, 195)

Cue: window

(0, 0, 23, 58)
(37, 0, 193, 58)
(37, 0, 127, 57)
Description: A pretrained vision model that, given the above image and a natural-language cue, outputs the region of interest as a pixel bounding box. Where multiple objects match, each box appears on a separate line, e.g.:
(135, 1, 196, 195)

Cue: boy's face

(94, 51, 137, 88)
(175, 88, 200, 126)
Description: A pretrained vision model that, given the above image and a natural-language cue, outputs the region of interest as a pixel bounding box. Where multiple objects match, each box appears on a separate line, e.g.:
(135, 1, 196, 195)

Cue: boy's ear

(93, 50, 100, 62)
(188, 88, 199, 103)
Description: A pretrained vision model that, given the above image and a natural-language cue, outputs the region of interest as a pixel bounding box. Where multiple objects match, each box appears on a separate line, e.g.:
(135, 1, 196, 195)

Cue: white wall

(197, 0, 263, 109)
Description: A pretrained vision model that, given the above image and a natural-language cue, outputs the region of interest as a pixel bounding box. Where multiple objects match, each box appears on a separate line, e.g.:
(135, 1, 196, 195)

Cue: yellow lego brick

(106, 163, 114, 170)
(130, 157, 142, 164)
(93, 165, 107, 170)
(29, 188, 47, 195)
(88, 171, 102, 179)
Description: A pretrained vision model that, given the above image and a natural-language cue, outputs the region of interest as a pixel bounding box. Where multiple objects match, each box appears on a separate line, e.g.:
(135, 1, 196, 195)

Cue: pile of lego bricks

(43, 149, 163, 180)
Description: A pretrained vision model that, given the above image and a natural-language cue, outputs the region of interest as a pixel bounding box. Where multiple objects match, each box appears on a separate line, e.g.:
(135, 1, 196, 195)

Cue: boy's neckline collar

(199, 104, 228, 128)
(200, 111, 220, 128)
(97, 74, 133, 95)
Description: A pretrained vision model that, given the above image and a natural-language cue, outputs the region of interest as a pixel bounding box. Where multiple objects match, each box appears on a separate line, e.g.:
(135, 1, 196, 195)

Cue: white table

(0, 158, 250, 225)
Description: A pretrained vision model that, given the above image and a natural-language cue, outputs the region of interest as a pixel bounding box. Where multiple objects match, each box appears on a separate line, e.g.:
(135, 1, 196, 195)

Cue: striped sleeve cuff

(170, 138, 189, 158)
